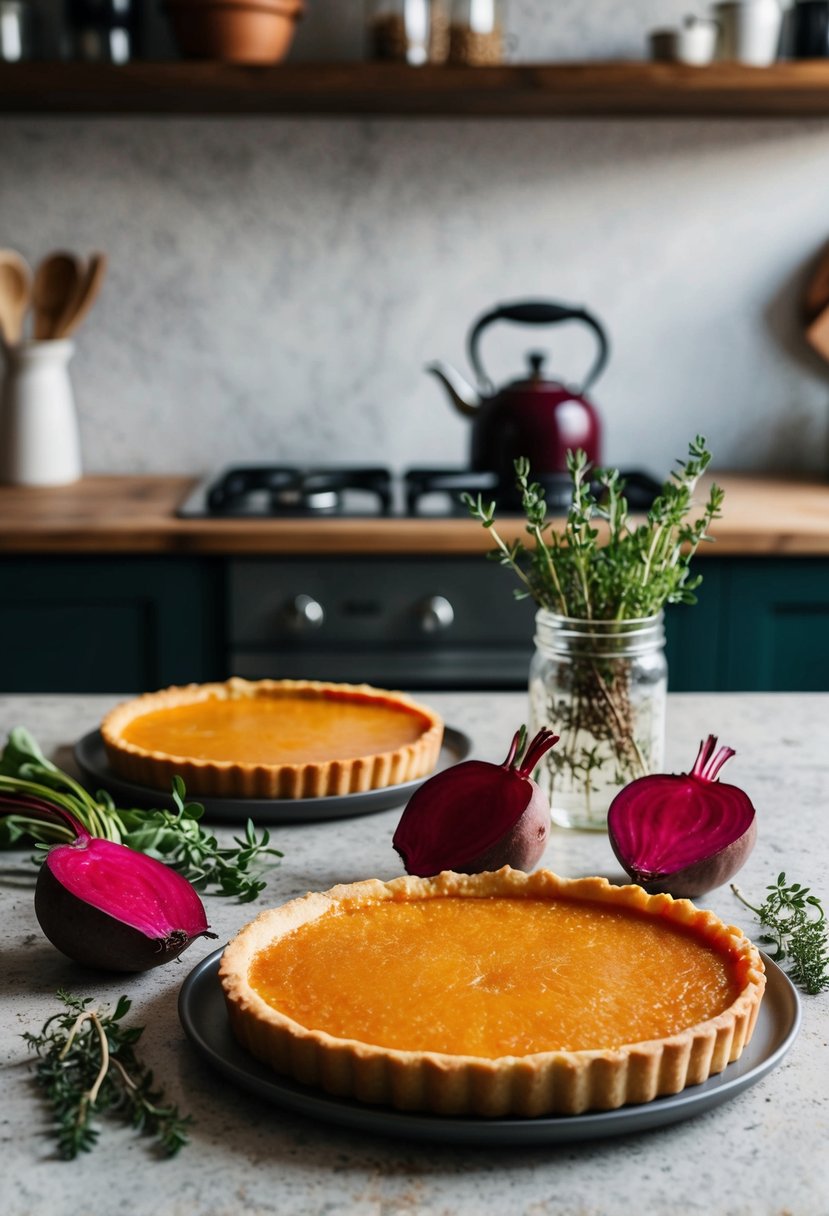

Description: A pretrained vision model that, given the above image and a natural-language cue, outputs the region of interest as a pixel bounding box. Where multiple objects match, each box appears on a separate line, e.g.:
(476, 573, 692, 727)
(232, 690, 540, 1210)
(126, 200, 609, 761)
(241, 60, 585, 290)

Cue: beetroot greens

(0, 726, 282, 900)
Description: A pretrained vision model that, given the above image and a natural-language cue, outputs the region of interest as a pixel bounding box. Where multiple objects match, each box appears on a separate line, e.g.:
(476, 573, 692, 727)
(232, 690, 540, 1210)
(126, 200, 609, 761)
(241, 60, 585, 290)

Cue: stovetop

(176, 465, 662, 519)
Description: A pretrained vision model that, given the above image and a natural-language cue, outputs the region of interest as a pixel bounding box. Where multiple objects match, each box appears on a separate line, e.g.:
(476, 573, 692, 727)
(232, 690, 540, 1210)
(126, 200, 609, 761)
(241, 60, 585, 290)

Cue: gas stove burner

(177, 464, 662, 520)
(186, 466, 394, 518)
(404, 468, 663, 517)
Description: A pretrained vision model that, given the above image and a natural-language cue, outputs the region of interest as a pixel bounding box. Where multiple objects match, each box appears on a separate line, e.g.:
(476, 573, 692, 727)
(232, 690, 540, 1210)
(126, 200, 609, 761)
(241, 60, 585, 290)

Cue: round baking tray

(179, 947, 801, 1146)
(74, 726, 471, 825)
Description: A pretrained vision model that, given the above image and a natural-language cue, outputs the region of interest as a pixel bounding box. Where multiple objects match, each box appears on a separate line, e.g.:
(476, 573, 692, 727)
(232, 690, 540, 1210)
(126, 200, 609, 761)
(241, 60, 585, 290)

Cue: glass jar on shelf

(448, 0, 506, 64)
(366, 0, 450, 65)
(528, 611, 668, 832)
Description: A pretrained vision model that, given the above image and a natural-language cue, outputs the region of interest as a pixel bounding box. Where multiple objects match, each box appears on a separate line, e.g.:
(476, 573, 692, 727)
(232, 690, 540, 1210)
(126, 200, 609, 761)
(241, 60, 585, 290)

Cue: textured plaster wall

(2, 1, 827, 479)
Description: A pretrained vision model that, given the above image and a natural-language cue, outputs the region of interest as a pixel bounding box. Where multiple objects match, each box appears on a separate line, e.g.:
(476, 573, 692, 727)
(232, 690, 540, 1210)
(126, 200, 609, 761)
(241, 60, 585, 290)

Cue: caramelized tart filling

(249, 896, 742, 1057)
(117, 691, 432, 765)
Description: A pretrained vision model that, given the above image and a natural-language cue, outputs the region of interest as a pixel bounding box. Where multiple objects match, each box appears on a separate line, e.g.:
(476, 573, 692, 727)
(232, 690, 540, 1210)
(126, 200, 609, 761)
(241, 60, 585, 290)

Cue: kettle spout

(425, 360, 481, 418)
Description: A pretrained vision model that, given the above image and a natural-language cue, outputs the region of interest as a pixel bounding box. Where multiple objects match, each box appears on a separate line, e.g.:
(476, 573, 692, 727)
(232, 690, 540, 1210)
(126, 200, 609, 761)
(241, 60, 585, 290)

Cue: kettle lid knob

(527, 350, 546, 379)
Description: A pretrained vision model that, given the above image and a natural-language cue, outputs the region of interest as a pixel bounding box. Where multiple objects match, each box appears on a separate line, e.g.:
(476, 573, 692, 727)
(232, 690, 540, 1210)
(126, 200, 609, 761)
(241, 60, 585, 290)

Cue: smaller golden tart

(220, 868, 766, 1118)
(101, 678, 443, 798)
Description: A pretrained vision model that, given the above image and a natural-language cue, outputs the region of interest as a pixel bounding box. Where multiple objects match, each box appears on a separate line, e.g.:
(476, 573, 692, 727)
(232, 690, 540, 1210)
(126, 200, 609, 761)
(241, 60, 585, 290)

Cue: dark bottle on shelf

(792, 0, 829, 57)
(64, 0, 144, 63)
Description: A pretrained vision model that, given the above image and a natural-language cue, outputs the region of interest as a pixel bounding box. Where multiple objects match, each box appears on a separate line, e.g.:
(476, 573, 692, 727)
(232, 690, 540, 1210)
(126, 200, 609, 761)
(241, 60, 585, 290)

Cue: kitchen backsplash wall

(2, 1, 828, 478)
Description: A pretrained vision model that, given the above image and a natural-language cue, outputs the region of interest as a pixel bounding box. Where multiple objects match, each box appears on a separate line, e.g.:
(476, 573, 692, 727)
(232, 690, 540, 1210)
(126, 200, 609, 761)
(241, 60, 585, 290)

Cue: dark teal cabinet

(666, 558, 829, 692)
(724, 559, 829, 691)
(0, 557, 225, 693)
(664, 561, 727, 692)
(0, 554, 826, 693)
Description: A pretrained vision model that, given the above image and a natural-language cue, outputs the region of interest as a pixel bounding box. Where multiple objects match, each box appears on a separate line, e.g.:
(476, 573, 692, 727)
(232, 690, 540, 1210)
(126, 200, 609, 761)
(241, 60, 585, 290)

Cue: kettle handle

(467, 300, 610, 394)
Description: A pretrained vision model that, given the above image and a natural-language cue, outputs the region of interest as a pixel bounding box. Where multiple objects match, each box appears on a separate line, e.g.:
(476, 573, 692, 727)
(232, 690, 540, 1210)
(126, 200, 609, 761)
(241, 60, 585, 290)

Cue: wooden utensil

(0, 249, 32, 345)
(806, 304, 829, 364)
(32, 252, 83, 340)
(53, 252, 107, 339)
(805, 242, 829, 323)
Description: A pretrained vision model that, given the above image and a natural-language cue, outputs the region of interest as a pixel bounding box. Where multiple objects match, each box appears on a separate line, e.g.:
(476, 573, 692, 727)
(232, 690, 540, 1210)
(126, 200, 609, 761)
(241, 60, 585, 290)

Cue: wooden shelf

(5, 60, 829, 117)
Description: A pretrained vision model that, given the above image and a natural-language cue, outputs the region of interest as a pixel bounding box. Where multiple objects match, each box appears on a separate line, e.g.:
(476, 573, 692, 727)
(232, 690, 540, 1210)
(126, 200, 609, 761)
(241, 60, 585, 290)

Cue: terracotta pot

(166, 0, 305, 64)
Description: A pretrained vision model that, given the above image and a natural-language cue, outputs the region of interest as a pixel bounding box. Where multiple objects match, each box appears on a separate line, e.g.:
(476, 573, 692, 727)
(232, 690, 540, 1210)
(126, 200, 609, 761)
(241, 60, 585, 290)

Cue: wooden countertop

(0, 472, 827, 556)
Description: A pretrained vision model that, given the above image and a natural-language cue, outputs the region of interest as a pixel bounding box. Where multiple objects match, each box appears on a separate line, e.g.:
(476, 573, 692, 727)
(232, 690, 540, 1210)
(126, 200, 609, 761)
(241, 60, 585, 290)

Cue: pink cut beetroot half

(607, 735, 756, 898)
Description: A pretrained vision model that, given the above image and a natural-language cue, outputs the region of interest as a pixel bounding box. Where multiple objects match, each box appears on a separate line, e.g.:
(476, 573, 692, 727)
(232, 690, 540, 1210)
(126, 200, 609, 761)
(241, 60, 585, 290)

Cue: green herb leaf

(732, 873, 829, 995)
(24, 991, 192, 1160)
(466, 437, 723, 621)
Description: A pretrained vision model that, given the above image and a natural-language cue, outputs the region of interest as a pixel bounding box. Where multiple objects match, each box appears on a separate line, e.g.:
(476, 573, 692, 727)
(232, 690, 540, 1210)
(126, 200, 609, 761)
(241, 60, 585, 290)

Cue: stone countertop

(2, 692, 828, 1216)
(1, 473, 829, 555)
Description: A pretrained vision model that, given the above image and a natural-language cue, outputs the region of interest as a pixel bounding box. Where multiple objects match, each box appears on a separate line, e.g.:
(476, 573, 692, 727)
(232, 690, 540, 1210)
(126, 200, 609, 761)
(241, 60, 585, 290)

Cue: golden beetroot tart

(219, 867, 766, 1118)
(100, 677, 443, 798)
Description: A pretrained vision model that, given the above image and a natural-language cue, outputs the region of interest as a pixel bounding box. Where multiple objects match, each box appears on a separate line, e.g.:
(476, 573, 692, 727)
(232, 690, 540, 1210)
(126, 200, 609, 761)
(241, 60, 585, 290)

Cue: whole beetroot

(393, 727, 559, 877)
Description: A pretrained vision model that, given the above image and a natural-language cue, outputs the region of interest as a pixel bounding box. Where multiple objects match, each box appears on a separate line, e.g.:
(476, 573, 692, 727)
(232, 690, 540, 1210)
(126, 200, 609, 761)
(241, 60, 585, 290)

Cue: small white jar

(0, 340, 82, 485)
(676, 16, 719, 64)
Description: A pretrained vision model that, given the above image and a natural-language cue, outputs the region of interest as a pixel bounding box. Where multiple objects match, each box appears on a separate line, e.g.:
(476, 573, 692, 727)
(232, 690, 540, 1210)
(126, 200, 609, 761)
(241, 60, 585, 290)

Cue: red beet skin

(607, 735, 757, 898)
(30, 808, 213, 971)
(393, 727, 558, 877)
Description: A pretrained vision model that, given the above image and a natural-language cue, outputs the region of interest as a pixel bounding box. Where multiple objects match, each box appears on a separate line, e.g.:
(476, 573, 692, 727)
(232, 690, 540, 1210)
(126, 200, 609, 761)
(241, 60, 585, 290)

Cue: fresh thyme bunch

(464, 436, 724, 621)
(733, 873, 829, 996)
(24, 991, 192, 1160)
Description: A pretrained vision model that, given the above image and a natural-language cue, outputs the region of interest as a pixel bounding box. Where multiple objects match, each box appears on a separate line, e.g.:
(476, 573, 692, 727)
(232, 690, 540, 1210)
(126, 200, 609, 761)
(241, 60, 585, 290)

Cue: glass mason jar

(529, 610, 667, 832)
(366, 0, 450, 64)
(448, 0, 506, 64)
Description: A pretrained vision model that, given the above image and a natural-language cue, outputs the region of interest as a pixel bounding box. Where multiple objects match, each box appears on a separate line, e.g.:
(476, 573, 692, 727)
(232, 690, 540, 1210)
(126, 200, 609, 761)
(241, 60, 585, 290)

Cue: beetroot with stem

(393, 726, 559, 877)
(607, 735, 757, 898)
(1, 793, 214, 971)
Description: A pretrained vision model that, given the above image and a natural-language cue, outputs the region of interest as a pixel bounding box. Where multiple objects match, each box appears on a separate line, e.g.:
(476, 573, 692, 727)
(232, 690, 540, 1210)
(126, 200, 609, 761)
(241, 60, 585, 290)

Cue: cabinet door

(0, 557, 224, 693)
(664, 560, 727, 692)
(723, 559, 829, 691)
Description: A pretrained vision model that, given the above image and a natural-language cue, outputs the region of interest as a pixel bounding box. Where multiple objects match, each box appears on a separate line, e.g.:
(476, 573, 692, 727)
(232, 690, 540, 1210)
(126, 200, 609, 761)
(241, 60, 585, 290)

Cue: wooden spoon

(0, 249, 33, 345)
(32, 251, 84, 340)
(54, 252, 108, 339)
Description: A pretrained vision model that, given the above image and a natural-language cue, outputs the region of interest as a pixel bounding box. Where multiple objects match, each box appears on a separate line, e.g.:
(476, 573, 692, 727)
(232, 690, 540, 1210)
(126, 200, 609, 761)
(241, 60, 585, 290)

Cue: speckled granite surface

(1, 692, 827, 1216)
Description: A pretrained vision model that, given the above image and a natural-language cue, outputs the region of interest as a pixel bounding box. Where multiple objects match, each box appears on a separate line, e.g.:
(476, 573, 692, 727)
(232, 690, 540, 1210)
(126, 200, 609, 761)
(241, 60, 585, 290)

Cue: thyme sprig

(24, 991, 192, 1160)
(732, 873, 829, 995)
(463, 436, 724, 620)
(0, 727, 282, 901)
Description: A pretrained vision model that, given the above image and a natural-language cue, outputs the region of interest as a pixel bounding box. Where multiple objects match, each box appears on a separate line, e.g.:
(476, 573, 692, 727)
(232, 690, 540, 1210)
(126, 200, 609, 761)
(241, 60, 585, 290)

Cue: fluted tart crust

(101, 677, 444, 798)
(219, 867, 766, 1118)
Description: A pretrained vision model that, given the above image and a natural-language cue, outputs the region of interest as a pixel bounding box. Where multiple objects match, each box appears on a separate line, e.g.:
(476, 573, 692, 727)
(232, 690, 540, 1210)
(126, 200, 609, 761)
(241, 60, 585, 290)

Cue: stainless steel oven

(228, 557, 536, 690)
(179, 464, 659, 690)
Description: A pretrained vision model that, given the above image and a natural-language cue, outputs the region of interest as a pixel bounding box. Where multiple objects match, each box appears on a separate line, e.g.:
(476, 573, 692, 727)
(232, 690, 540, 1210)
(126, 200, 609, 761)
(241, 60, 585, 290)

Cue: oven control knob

(417, 595, 455, 633)
(284, 594, 325, 632)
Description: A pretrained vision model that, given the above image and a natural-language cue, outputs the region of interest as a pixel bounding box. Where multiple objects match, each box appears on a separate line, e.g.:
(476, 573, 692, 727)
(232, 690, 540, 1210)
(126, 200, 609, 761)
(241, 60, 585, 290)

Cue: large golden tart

(101, 678, 443, 798)
(220, 868, 766, 1118)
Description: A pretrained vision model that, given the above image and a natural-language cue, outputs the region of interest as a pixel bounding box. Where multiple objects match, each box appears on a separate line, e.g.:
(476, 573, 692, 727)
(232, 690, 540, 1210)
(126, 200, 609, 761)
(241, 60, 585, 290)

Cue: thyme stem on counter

(24, 992, 192, 1160)
(732, 873, 829, 995)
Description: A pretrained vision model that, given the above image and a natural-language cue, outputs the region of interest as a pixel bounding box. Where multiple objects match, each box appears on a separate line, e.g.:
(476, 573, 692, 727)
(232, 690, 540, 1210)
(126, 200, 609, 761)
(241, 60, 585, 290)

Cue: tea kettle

(427, 300, 609, 479)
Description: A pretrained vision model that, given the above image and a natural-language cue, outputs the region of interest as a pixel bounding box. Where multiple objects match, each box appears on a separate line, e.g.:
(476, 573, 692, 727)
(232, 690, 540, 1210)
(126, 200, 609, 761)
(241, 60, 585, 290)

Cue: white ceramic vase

(714, 0, 783, 66)
(0, 340, 82, 485)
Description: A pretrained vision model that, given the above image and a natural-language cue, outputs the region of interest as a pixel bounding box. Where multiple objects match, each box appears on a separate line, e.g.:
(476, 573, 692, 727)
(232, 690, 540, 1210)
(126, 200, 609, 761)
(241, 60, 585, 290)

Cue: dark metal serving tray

(179, 948, 801, 1147)
(74, 726, 471, 825)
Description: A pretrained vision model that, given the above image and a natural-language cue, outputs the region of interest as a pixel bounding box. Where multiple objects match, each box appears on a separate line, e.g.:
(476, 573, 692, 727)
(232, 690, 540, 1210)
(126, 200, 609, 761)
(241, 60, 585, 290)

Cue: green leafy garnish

(732, 873, 829, 995)
(0, 727, 281, 901)
(463, 436, 724, 620)
(24, 991, 192, 1160)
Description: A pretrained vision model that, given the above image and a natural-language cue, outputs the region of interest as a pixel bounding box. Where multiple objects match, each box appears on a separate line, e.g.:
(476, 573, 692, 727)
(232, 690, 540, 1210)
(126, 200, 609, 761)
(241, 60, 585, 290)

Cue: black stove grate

(404, 467, 663, 517)
(180, 465, 394, 518)
(177, 465, 662, 519)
